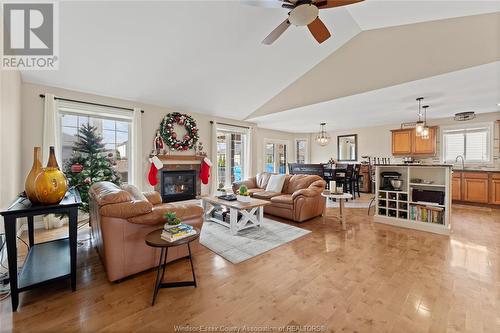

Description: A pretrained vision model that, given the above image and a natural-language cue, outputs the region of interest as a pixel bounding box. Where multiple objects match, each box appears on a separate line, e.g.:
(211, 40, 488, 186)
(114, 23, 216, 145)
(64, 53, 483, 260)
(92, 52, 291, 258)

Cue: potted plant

(215, 182, 226, 196)
(164, 212, 182, 229)
(237, 185, 251, 203)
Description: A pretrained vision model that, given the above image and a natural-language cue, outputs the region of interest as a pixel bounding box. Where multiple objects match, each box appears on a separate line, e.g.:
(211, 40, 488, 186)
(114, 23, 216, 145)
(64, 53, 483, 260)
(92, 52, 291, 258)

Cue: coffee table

(201, 196, 270, 235)
(145, 227, 200, 305)
(321, 192, 353, 230)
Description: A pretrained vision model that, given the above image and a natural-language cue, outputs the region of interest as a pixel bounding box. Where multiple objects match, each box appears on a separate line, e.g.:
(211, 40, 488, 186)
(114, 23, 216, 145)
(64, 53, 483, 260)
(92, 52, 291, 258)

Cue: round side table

(145, 227, 200, 305)
(321, 192, 353, 230)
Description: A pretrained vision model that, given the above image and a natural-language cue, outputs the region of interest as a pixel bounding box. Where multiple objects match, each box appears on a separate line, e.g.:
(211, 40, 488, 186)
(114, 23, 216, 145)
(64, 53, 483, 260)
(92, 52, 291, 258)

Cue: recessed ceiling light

(497, 102, 500, 106)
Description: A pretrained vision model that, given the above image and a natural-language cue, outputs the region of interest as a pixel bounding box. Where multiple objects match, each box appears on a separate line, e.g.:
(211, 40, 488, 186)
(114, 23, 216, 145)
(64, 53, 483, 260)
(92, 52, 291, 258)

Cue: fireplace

(160, 170, 197, 202)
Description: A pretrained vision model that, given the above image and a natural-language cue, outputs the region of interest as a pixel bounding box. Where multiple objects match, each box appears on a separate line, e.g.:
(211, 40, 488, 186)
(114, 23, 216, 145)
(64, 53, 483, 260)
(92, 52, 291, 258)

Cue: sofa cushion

(121, 184, 148, 201)
(248, 188, 265, 196)
(270, 194, 294, 205)
(90, 181, 132, 206)
(283, 174, 323, 194)
(252, 191, 282, 200)
(255, 172, 274, 189)
(265, 174, 286, 193)
(128, 201, 203, 225)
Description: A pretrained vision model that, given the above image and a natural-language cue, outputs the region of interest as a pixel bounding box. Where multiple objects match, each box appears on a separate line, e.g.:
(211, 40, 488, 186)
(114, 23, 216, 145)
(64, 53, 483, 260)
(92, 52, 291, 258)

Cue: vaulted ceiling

(21, 1, 500, 132)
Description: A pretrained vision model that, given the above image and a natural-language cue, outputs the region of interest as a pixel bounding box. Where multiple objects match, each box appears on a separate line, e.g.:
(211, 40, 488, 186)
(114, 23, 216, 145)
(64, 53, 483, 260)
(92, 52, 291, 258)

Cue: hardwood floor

(1, 204, 499, 333)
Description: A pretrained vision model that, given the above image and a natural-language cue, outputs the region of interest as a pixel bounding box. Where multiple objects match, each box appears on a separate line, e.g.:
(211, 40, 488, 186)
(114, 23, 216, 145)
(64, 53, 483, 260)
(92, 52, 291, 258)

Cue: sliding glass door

(216, 129, 248, 188)
(264, 141, 288, 174)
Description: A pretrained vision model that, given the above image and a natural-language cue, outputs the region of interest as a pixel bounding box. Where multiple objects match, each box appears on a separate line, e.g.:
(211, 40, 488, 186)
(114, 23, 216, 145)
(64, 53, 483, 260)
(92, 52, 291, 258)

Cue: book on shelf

(409, 204, 444, 224)
(161, 223, 196, 242)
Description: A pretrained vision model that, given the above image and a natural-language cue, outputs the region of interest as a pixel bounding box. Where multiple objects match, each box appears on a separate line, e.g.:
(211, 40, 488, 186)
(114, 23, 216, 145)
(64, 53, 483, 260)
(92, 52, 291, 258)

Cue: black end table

(0, 189, 81, 311)
(145, 227, 200, 305)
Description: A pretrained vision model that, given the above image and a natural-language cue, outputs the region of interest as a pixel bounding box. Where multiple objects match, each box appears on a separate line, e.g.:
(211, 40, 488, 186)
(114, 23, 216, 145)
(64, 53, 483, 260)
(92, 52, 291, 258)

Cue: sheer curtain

(42, 93, 61, 165)
(132, 107, 143, 190)
(210, 121, 218, 195)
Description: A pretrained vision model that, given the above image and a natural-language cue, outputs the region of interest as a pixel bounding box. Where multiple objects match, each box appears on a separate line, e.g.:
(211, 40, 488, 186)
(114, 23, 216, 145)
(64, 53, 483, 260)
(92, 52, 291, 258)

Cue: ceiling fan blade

(307, 17, 331, 44)
(262, 19, 291, 45)
(242, 0, 293, 9)
(314, 0, 364, 10)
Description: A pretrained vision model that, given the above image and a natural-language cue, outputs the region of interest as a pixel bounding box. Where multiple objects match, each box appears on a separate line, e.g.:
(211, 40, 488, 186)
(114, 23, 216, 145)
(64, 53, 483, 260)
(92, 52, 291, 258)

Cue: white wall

(310, 111, 500, 167)
(0, 70, 22, 233)
(21, 82, 295, 192)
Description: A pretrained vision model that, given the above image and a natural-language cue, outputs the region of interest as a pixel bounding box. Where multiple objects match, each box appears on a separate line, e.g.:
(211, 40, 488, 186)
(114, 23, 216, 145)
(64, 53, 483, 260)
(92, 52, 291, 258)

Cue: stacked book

(161, 223, 197, 242)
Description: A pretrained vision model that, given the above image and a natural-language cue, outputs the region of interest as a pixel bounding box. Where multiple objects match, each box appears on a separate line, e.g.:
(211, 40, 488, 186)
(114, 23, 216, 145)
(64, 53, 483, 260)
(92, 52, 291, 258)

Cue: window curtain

(246, 126, 253, 179)
(42, 93, 61, 165)
(131, 107, 143, 190)
(210, 121, 218, 195)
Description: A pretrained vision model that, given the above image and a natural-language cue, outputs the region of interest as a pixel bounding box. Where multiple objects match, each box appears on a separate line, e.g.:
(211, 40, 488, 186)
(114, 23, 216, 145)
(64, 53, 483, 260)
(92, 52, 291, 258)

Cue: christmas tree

(64, 123, 121, 212)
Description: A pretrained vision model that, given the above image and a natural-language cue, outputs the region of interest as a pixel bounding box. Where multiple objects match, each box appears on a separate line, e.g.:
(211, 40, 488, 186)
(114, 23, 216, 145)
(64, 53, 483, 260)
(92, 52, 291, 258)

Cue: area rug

(199, 218, 311, 264)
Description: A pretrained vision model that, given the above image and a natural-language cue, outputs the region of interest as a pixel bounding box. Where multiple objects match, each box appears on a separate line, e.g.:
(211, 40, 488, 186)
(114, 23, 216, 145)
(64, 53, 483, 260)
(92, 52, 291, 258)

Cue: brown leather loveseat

(89, 182, 203, 282)
(233, 173, 326, 222)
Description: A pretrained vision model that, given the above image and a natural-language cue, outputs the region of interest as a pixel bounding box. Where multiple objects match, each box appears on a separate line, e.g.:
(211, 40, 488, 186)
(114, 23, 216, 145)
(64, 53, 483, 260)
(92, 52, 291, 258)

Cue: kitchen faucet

(455, 155, 465, 171)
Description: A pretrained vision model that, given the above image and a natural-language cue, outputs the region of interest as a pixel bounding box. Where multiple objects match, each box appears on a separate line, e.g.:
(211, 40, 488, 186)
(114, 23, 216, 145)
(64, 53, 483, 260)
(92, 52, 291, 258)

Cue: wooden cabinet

(490, 173, 500, 205)
(413, 127, 437, 155)
(391, 127, 437, 156)
(452, 172, 462, 201)
(462, 173, 489, 203)
(391, 129, 412, 155)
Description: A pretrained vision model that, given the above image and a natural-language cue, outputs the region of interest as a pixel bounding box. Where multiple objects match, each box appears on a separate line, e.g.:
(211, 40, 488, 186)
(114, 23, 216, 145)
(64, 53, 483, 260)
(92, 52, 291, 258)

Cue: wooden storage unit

(462, 172, 489, 203)
(391, 127, 437, 156)
(490, 173, 500, 205)
(452, 172, 462, 201)
(412, 127, 437, 155)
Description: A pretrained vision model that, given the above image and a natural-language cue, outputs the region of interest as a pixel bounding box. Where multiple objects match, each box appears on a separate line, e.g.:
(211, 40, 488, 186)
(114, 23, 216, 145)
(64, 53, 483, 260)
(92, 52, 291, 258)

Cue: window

(264, 140, 288, 174)
(216, 126, 249, 188)
(59, 102, 133, 183)
(442, 124, 492, 163)
(295, 139, 308, 164)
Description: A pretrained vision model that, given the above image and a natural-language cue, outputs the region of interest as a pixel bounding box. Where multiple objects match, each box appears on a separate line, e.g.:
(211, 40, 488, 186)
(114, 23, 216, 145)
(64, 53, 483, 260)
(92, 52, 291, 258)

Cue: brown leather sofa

(232, 173, 326, 222)
(89, 182, 203, 282)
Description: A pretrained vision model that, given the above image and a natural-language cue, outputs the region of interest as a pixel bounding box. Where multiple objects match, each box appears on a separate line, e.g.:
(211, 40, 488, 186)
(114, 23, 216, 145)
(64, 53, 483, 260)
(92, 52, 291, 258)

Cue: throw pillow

(265, 174, 286, 193)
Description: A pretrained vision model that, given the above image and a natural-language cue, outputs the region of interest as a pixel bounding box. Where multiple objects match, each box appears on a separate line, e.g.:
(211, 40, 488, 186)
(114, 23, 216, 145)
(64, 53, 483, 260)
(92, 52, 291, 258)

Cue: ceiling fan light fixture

(288, 4, 319, 26)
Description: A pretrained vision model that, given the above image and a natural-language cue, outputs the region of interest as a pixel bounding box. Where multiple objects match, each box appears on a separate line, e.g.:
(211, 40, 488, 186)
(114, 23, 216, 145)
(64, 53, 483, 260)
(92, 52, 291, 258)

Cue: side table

(0, 189, 81, 311)
(145, 227, 200, 305)
(321, 192, 353, 230)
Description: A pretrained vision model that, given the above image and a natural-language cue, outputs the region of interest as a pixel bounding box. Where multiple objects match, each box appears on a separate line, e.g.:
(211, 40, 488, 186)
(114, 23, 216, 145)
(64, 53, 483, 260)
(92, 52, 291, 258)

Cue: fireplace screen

(161, 170, 196, 202)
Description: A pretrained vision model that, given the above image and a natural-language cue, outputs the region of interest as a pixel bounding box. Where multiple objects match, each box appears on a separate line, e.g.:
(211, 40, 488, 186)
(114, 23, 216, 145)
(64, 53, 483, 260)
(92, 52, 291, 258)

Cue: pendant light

(315, 122, 330, 146)
(415, 97, 425, 136)
(421, 105, 430, 140)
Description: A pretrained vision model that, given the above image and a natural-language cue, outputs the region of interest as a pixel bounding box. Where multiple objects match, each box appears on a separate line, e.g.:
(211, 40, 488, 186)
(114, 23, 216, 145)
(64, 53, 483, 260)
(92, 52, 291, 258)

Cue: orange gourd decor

(25, 147, 43, 204)
(34, 146, 68, 205)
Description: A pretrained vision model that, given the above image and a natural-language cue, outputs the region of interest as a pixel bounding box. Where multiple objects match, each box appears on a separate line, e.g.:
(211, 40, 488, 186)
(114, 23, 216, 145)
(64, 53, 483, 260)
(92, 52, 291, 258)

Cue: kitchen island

(374, 164, 452, 235)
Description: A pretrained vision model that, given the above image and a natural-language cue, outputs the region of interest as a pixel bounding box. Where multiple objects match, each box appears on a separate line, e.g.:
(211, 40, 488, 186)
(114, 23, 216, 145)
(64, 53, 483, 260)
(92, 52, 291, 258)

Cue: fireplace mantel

(155, 155, 205, 163)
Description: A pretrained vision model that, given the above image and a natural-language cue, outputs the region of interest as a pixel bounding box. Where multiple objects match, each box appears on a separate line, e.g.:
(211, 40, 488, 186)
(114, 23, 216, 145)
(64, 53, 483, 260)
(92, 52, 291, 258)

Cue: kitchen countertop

(452, 168, 500, 173)
(375, 164, 453, 167)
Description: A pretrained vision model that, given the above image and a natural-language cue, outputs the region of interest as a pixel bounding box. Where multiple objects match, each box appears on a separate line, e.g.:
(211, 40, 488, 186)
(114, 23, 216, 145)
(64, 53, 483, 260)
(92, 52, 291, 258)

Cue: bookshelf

(374, 164, 452, 235)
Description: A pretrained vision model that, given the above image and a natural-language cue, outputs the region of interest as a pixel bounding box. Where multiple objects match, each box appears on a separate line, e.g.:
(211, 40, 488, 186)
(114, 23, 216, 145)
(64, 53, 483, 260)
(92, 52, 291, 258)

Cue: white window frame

(263, 138, 290, 174)
(294, 138, 309, 164)
(441, 122, 494, 164)
(57, 100, 137, 184)
(215, 124, 251, 189)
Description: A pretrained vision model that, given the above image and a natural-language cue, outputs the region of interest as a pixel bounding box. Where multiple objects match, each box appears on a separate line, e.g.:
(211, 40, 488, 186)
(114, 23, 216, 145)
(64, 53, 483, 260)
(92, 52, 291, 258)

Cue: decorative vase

(34, 146, 68, 205)
(25, 147, 43, 204)
(237, 195, 251, 203)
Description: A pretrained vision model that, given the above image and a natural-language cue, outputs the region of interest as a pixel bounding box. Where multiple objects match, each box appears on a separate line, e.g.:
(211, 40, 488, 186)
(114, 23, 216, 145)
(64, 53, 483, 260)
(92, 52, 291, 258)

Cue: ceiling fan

(245, 0, 364, 45)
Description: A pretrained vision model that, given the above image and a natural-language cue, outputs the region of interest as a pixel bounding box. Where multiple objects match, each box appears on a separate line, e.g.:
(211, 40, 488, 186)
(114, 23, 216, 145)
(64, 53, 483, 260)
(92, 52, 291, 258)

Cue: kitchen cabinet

(391, 127, 437, 156)
(490, 173, 500, 205)
(391, 129, 412, 155)
(462, 173, 489, 203)
(413, 127, 437, 155)
(452, 172, 462, 201)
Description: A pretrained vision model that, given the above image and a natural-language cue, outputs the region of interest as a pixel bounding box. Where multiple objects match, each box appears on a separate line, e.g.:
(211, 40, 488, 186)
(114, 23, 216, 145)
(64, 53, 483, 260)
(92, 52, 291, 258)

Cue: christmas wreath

(160, 112, 199, 151)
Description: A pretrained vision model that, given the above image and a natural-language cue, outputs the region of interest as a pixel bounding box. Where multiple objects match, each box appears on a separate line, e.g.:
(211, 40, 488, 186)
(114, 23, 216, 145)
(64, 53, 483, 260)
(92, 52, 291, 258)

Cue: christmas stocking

(148, 156, 163, 186)
(199, 157, 212, 185)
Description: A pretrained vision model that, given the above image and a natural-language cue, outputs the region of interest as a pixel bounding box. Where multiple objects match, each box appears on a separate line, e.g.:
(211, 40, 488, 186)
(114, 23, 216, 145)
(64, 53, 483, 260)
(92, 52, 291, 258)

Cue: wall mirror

(337, 134, 358, 161)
